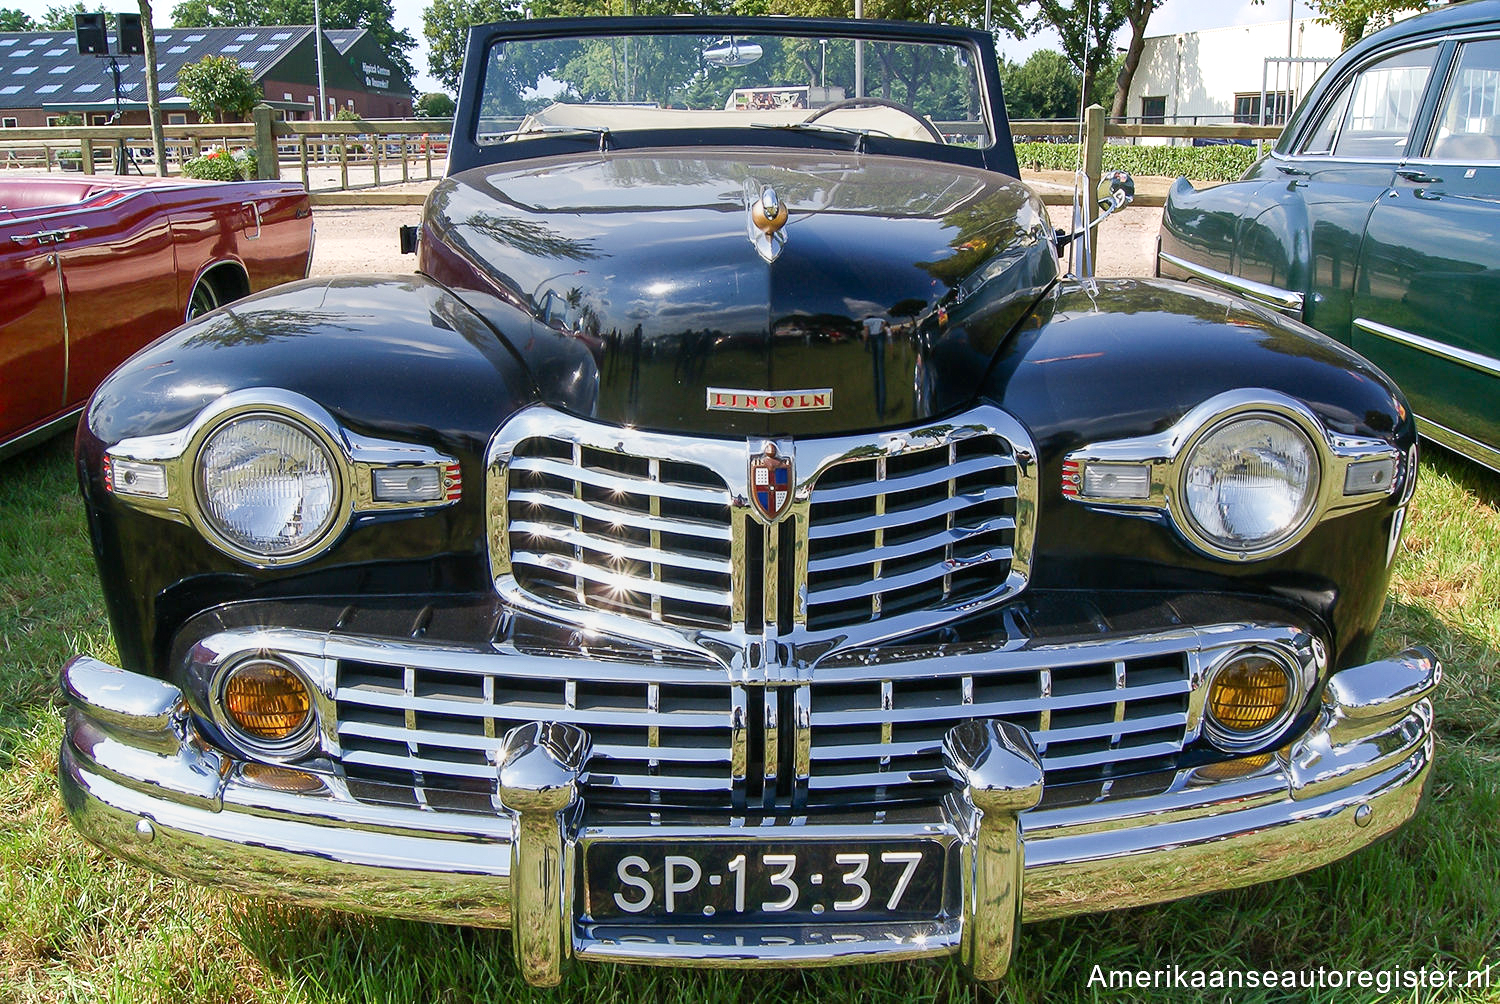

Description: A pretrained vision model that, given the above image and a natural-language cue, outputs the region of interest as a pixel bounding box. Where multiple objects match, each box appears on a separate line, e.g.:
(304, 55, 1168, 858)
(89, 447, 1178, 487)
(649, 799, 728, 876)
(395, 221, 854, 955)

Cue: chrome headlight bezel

(100, 388, 463, 569)
(194, 410, 347, 564)
(1175, 410, 1322, 560)
(1062, 389, 1404, 562)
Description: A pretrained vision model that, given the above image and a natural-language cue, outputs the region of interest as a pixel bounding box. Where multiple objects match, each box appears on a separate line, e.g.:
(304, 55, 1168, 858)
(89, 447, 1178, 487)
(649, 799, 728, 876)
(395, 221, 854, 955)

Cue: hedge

(1013, 141, 1261, 182)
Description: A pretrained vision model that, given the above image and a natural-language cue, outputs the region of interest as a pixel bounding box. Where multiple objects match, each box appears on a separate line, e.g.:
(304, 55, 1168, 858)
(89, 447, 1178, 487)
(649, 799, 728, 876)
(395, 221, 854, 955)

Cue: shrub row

(181, 146, 257, 182)
(1013, 141, 1262, 182)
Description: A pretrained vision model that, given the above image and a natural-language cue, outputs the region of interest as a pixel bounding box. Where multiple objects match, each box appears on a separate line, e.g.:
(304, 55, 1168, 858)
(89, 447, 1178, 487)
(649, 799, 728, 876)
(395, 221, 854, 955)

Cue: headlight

(197, 414, 342, 560)
(1180, 414, 1319, 556)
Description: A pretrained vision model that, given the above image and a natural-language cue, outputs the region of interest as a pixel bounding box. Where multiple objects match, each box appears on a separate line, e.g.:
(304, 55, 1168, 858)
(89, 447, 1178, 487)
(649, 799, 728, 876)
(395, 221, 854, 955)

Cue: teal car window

(1429, 38, 1500, 161)
(1333, 44, 1438, 159)
(1300, 76, 1353, 154)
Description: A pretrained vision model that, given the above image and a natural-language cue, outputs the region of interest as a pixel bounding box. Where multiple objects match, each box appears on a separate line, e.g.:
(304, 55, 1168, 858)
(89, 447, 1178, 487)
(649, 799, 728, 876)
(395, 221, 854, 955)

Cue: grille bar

(812, 453, 1014, 504)
(807, 548, 1014, 607)
(508, 521, 732, 576)
(807, 485, 1017, 541)
(807, 517, 1014, 574)
(508, 551, 733, 607)
(508, 490, 732, 542)
(507, 455, 731, 507)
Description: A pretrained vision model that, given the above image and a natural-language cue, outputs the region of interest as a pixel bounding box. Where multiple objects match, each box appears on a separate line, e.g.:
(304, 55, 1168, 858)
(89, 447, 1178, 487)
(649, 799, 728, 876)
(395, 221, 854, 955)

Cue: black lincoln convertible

(59, 15, 1438, 984)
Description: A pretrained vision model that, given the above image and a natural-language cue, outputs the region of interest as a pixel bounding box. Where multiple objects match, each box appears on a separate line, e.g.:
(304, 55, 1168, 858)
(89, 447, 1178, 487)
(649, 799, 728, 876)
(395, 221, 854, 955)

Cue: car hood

(422, 150, 1057, 436)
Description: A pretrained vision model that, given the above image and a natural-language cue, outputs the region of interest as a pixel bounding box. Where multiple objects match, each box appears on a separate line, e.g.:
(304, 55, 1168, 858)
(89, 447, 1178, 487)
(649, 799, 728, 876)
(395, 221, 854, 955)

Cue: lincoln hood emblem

(749, 442, 793, 522)
(745, 182, 788, 262)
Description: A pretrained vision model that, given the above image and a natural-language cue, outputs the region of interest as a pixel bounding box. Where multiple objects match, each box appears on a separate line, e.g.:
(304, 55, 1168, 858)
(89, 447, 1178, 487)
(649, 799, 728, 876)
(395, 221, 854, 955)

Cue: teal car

(1160, 0, 1500, 471)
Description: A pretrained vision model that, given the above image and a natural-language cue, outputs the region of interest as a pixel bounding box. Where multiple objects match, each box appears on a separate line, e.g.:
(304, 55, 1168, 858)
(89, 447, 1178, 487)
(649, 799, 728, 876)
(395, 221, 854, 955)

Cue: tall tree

(139, 0, 168, 175)
(0, 7, 37, 28)
(1107, 0, 1165, 121)
(421, 0, 520, 94)
(1306, 0, 1436, 48)
(1025, 0, 1128, 112)
(38, 2, 107, 30)
(172, 0, 418, 89)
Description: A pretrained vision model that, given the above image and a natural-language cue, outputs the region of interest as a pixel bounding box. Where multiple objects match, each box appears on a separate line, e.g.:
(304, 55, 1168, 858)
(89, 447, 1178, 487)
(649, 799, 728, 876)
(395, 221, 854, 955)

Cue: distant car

(1160, 0, 1500, 471)
(0, 175, 313, 459)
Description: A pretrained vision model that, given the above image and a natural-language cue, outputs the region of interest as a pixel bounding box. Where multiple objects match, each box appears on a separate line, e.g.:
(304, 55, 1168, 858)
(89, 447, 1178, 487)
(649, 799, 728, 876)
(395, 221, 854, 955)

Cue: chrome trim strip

(1415, 414, 1500, 473)
(1354, 316, 1500, 379)
(1157, 251, 1305, 317)
(0, 404, 83, 461)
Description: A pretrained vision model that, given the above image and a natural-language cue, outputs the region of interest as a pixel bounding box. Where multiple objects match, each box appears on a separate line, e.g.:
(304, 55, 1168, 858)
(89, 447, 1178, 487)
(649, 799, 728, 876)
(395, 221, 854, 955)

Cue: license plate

(582, 839, 947, 922)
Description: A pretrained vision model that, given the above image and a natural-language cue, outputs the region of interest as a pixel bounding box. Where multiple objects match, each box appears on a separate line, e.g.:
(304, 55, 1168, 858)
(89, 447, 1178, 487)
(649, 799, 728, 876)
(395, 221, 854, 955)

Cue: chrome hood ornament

(745, 181, 788, 262)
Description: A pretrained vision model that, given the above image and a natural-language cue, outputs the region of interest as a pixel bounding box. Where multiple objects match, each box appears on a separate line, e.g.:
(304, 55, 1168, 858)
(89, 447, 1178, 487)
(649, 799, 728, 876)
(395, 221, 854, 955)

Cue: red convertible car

(0, 175, 313, 459)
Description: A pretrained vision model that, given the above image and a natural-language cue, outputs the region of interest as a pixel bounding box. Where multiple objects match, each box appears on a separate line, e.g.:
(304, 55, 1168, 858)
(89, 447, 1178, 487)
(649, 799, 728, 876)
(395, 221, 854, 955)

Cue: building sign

(362, 61, 391, 91)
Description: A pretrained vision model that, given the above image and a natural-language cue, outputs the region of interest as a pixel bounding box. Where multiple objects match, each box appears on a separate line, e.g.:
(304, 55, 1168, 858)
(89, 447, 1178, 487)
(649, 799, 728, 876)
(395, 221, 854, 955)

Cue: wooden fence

(0, 104, 1282, 205)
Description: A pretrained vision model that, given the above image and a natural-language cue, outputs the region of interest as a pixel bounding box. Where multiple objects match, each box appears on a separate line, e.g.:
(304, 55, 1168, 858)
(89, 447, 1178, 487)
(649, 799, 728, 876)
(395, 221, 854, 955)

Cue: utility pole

(314, 0, 327, 119)
(854, 0, 863, 98)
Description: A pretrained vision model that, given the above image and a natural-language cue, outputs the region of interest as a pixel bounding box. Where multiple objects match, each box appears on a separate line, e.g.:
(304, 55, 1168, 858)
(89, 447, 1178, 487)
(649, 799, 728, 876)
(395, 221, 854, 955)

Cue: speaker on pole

(74, 12, 108, 56)
(117, 13, 144, 55)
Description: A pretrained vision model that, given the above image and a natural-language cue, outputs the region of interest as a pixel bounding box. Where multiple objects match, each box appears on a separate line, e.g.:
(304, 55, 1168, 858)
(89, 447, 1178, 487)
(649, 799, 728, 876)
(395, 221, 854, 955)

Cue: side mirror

(398, 224, 419, 255)
(1107, 169, 1135, 204)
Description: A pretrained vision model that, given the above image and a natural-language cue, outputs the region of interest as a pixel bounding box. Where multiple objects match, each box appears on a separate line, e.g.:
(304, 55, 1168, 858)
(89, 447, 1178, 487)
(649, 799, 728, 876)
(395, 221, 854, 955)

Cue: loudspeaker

(74, 12, 108, 56)
(117, 13, 144, 55)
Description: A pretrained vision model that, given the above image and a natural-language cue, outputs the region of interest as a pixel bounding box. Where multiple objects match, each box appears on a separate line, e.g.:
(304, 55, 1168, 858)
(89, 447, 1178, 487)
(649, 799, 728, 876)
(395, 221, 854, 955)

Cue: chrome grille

(331, 639, 1194, 812)
(503, 437, 735, 629)
(805, 435, 1018, 630)
(808, 651, 1190, 800)
(335, 655, 739, 810)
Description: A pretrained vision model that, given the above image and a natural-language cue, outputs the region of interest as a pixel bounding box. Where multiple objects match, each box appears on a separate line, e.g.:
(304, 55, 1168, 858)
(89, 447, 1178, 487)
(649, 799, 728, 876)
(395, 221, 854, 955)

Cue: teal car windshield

(475, 30, 990, 148)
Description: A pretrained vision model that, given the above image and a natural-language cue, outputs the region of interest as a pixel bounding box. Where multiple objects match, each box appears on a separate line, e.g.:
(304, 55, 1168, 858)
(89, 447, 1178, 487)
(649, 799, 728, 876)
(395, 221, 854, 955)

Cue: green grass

(3, 432, 1498, 1002)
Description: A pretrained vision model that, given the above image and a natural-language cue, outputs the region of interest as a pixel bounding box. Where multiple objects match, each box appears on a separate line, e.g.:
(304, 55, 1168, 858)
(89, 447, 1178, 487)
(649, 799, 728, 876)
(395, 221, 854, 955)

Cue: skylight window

(240, 61, 258, 69)
(74, 83, 100, 92)
(169, 45, 189, 53)
(0, 86, 21, 95)
(222, 44, 242, 52)
(0, 39, 15, 46)
(185, 33, 204, 41)
(45, 47, 66, 55)
(271, 32, 292, 40)
(14, 66, 35, 74)
(48, 65, 68, 73)
(256, 43, 277, 51)
(36, 84, 60, 93)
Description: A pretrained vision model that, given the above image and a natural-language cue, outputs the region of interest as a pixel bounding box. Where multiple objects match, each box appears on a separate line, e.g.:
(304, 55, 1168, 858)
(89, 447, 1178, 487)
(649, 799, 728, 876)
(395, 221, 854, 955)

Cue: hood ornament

(745, 182, 788, 262)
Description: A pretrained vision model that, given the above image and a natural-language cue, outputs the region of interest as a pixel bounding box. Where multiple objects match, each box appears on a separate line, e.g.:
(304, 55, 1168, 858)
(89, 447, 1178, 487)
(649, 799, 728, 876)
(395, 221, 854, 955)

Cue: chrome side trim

(0, 404, 83, 461)
(1415, 414, 1500, 473)
(1157, 250, 1305, 318)
(1353, 316, 1500, 380)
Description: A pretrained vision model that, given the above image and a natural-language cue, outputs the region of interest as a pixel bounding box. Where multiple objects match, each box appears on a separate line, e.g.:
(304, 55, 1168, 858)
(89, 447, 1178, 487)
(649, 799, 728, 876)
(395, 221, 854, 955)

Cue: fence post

(252, 103, 279, 180)
(339, 137, 349, 191)
(80, 138, 95, 175)
(1082, 103, 1104, 218)
(299, 135, 309, 190)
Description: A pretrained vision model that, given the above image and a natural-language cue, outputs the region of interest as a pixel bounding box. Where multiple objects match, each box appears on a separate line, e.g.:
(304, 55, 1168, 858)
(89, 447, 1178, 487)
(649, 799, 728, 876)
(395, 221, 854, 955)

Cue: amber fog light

(221, 659, 312, 747)
(240, 762, 326, 793)
(1204, 651, 1297, 749)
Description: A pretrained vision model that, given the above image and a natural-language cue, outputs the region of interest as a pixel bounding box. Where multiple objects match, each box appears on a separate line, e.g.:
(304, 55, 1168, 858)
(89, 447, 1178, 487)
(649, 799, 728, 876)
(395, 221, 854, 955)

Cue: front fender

(78, 274, 539, 677)
(984, 277, 1415, 670)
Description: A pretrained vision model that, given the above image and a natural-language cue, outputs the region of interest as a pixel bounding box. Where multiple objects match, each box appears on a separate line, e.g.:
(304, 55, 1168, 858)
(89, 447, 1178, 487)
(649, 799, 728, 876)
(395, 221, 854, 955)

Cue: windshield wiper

(751, 120, 869, 153)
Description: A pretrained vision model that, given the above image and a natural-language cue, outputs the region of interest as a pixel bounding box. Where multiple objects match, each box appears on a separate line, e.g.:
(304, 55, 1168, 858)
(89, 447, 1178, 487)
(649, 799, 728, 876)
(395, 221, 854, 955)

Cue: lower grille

(333, 638, 1195, 813)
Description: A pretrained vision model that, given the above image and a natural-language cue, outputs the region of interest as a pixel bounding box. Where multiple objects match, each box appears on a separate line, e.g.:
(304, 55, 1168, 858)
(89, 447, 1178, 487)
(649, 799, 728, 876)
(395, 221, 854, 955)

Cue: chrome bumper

(59, 648, 1438, 984)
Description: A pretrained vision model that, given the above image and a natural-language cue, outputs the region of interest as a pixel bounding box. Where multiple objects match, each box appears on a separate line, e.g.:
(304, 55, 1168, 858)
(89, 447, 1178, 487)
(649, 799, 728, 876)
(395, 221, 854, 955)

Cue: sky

(1, 0, 1314, 97)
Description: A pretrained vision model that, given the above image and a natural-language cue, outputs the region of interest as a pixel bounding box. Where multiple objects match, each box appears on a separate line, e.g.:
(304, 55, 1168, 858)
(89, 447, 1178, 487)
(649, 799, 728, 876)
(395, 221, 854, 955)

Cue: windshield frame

(449, 16, 1017, 177)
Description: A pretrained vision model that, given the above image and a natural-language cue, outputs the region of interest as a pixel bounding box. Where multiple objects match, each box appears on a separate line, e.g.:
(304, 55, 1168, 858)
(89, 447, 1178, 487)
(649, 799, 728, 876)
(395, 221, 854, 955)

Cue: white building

(1124, 16, 1343, 131)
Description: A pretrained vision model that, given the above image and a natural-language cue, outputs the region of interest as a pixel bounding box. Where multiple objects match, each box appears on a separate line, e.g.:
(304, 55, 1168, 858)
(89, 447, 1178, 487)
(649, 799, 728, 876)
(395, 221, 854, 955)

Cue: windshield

(476, 29, 991, 149)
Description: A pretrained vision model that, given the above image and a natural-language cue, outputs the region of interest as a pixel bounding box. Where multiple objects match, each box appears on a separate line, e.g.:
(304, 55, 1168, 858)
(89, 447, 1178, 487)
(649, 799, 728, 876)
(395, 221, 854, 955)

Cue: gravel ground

(307, 202, 1165, 278)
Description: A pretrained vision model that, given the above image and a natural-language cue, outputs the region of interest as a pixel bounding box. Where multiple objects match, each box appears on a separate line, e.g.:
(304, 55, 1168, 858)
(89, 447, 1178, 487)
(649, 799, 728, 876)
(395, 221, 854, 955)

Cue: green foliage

(176, 55, 261, 123)
(421, 0, 524, 94)
(36, 1, 107, 30)
(181, 146, 256, 180)
(414, 91, 455, 118)
(172, 0, 418, 91)
(50, 112, 84, 127)
(1002, 49, 1086, 120)
(0, 6, 37, 29)
(1013, 140, 1260, 181)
